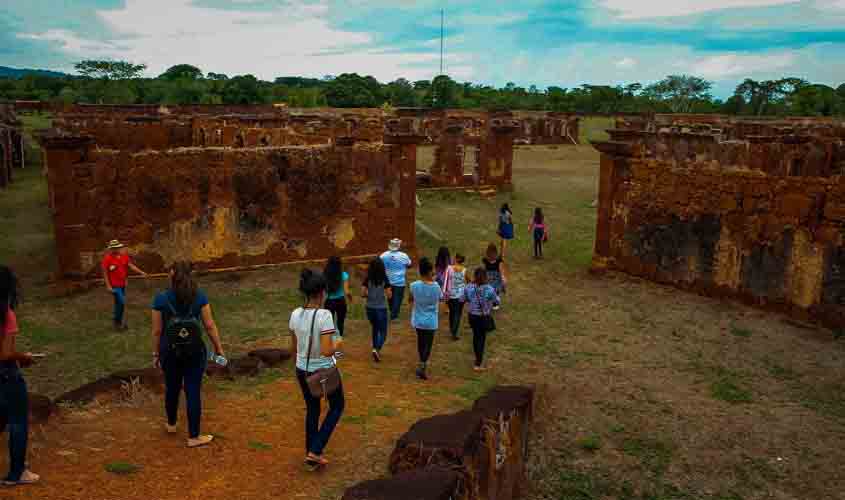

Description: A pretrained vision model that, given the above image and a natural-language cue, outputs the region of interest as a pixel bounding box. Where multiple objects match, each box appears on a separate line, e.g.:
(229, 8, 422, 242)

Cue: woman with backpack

(464, 268, 500, 372)
(324, 256, 351, 337)
(0, 266, 39, 486)
(151, 261, 224, 448)
(443, 253, 468, 340)
(361, 258, 392, 362)
(290, 269, 345, 470)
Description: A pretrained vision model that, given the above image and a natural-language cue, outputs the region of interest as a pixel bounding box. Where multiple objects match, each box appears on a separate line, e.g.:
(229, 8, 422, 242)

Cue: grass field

(1, 118, 844, 499)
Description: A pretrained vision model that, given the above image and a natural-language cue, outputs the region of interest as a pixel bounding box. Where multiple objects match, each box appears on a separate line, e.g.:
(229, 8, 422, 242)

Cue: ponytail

(170, 261, 197, 307)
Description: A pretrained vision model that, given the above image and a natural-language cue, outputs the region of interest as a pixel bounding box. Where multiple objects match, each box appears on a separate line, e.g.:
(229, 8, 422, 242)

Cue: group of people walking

(0, 203, 551, 483)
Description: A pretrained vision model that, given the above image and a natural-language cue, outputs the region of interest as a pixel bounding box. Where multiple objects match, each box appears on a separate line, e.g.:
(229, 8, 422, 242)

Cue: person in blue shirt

(151, 261, 225, 448)
(380, 238, 412, 321)
(409, 257, 442, 381)
(323, 256, 351, 337)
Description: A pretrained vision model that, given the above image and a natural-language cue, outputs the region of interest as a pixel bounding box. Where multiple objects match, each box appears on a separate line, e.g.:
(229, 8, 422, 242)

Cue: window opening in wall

(463, 145, 479, 183)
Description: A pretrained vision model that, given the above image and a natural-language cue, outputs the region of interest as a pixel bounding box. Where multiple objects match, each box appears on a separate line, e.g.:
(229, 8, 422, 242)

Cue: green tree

(207, 72, 229, 81)
(426, 75, 459, 108)
(645, 75, 712, 113)
(74, 60, 147, 80)
(790, 84, 842, 116)
(159, 64, 204, 81)
(387, 78, 416, 107)
(222, 75, 262, 104)
(324, 73, 382, 107)
(734, 78, 806, 115)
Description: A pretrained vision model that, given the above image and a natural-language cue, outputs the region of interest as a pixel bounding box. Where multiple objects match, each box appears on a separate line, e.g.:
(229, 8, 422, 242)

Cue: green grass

(730, 326, 753, 338)
(104, 462, 142, 475)
(248, 440, 273, 451)
(551, 470, 615, 500)
(622, 437, 674, 476)
(579, 116, 614, 144)
(711, 377, 753, 404)
(368, 404, 399, 418)
(578, 434, 603, 452)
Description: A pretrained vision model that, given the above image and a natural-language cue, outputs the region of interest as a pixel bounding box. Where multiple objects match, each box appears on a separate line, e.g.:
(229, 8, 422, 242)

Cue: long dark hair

(170, 261, 197, 307)
(0, 266, 19, 331)
(485, 243, 499, 261)
(366, 258, 387, 287)
(435, 246, 451, 273)
(533, 207, 544, 225)
(500, 203, 511, 215)
(324, 256, 343, 293)
(299, 268, 327, 302)
(473, 267, 488, 285)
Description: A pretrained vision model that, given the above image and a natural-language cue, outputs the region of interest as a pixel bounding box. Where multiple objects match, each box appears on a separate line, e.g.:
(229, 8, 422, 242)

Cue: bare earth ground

(1, 137, 844, 499)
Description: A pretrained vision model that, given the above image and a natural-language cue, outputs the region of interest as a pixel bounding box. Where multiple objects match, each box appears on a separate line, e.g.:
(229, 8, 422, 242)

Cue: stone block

(341, 468, 460, 500)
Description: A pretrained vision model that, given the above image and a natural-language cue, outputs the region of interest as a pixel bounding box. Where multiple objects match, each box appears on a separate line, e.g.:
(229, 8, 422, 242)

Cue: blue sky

(2, 0, 845, 97)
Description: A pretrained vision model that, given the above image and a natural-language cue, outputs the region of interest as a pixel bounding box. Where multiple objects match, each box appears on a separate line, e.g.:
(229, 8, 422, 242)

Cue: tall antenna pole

(440, 8, 445, 76)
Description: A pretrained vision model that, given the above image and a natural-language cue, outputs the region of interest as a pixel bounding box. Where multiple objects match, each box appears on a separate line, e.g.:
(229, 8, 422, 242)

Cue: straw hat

(107, 239, 125, 250)
(388, 238, 402, 251)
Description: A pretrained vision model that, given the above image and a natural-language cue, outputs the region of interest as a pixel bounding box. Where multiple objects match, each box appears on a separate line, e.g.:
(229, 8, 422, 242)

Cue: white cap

(388, 238, 402, 251)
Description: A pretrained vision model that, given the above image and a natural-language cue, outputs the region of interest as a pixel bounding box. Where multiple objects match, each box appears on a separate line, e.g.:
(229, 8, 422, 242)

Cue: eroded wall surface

(40, 138, 416, 279)
(0, 103, 24, 188)
(593, 127, 845, 328)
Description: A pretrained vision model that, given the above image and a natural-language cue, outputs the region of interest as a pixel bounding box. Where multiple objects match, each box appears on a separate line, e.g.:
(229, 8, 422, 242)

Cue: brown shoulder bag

(304, 309, 341, 399)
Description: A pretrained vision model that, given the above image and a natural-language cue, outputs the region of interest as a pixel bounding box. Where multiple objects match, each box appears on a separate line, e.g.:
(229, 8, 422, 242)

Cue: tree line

(0, 60, 843, 116)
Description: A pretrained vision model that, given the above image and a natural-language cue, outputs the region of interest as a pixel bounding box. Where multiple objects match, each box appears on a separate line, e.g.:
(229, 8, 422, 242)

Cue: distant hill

(0, 66, 71, 79)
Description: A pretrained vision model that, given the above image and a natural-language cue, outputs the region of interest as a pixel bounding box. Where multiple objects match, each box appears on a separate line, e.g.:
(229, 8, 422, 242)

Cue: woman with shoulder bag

(464, 267, 500, 372)
(151, 262, 225, 448)
(289, 269, 345, 471)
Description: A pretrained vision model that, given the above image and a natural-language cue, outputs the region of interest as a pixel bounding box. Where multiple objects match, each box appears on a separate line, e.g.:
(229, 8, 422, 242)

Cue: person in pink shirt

(529, 207, 549, 259)
(0, 266, 39, 486)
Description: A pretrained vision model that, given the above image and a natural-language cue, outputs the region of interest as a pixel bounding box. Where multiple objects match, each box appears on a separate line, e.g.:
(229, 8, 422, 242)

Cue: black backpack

(164, 300, 205, 358)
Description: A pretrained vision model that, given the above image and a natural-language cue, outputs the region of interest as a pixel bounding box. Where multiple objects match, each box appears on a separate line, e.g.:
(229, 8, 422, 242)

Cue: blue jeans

(161, 347, 207, 438)
(367, 307, 389, 351)
(111, 287, 126, 324)
(296, 369, 344, 456)
(388, 285, 405, 320)
(0, 370, 28, 481)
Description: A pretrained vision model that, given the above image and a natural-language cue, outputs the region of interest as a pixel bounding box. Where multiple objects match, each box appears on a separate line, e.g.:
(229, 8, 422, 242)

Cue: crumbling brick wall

(420, 117, 518, 190)
(0, 104, 24, 188)
(593, 126, 845, 328)
(39, 136, 416, 279)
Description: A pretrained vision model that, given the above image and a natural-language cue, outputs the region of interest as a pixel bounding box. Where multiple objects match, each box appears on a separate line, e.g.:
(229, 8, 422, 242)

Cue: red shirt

(2, 309, 17, 337)
(102, 253, 131, 288)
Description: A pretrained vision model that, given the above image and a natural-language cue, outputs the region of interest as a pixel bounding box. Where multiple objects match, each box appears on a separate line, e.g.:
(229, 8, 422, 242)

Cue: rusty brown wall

(593, 129, 845, 328)
(51, 115, 194, 151)
(42, 140, 416, 279)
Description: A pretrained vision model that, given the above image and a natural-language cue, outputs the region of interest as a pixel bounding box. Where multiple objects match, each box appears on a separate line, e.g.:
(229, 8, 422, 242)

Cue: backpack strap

(304, 309, 318, 373)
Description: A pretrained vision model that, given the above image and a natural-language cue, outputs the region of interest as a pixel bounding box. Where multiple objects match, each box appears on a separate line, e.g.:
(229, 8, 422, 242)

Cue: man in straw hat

(380, 238, 412, 321)
(101, 240, 147, 331)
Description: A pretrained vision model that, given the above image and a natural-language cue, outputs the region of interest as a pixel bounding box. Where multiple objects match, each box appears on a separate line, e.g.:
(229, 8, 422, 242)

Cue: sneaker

(165, 423, 178, 434)
(2, 470, 39, 486)
(187, 435, 214, 448)
(372, 350, 381, 363)
(416, 365, 428, 381)
(493, 305, 501, 311)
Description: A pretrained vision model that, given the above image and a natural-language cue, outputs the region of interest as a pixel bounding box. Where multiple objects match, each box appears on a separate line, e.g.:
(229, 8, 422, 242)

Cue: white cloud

(18, 0, 469, 82)
(600, 0, 800, 19)
(688, 52, 796, 78)
(615, 57, 637, 69)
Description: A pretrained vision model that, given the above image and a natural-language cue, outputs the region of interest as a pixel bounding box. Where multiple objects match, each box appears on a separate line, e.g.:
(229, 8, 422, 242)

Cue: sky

(1, 0, 845, 98)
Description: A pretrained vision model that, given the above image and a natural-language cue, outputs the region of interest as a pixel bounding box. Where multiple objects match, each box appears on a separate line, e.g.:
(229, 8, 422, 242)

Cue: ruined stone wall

(0, 104, 24, 188)
(593, 128, 845, 328)
(422, 117, 518, 190)
(51, 114, 194, 151)
(40, 138, 416, 279)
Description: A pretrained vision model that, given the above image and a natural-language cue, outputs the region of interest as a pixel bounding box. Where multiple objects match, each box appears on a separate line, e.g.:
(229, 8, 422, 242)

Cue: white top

(289, 307, 336, 372)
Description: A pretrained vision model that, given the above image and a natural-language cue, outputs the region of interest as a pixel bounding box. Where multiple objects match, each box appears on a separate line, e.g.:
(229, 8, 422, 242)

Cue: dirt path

(4, 320, 474, 500)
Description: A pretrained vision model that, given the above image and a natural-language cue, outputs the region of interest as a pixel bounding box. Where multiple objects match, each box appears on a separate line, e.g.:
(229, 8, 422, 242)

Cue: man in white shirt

(380, 238, 412, 321)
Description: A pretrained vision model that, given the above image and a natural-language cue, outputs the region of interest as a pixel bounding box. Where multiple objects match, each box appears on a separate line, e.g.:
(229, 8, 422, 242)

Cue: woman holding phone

(0, 266, 39, 486)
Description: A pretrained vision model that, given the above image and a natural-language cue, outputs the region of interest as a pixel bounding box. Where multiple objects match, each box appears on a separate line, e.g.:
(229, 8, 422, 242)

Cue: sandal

(306, 453, 329, 465)
(2, 470, 39, 486)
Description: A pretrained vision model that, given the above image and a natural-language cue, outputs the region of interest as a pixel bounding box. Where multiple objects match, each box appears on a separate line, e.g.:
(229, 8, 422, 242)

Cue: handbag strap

(304, 308, 318, 373)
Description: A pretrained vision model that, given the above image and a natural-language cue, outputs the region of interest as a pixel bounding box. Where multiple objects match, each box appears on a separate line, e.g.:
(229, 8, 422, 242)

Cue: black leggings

(447, 299, 465, 338)
(416, 329, 435, 364)
(533, 228, 545, 257)
(324, 297, 348, 336)
(469, 315, 488, 367)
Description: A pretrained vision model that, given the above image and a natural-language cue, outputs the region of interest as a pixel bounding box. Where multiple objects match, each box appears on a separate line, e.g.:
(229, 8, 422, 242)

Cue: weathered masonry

(38, 124, 419, 280)
(0, 103, 25, 189)
(592, 119, 845, 328)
